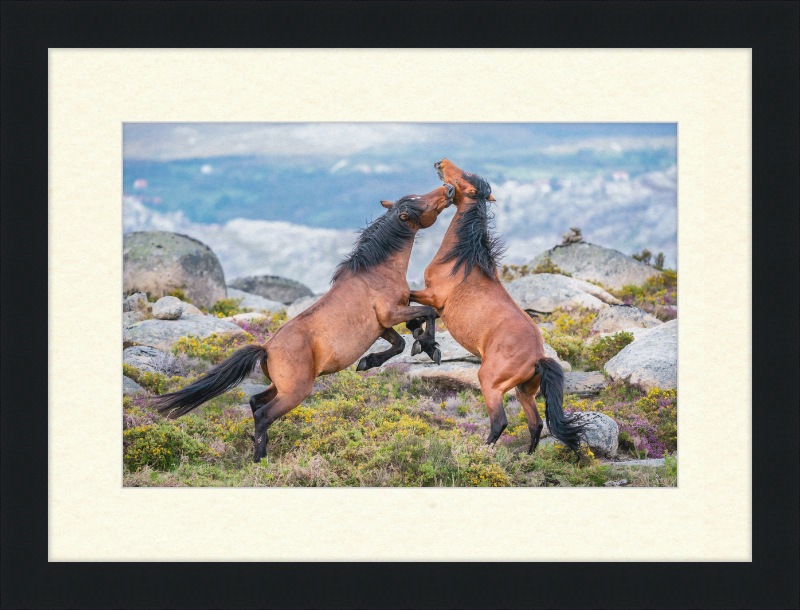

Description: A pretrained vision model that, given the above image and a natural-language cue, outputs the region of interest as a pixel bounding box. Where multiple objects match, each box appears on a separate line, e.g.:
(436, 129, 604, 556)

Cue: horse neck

(375, 233, 417, 279)
(433, 201, 474, 263)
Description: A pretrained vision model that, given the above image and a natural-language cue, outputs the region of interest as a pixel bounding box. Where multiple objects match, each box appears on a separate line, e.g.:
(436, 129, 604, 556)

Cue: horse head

(379, 184, 455, 229)
(434, 159, 496, 207)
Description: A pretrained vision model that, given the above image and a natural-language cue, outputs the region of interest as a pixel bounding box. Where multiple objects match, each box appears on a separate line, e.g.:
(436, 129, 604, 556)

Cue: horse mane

(331, 196, 425, 283)
(440, 171, 506, 282)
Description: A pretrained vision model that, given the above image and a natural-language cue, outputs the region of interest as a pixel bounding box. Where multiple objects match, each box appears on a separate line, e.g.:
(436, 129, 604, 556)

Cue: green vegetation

(608, 270, 677, 321)
(200, 297, 253, 318)
(500, 257, 572, 282)
(587, 331, 634, 371)
(122, 275, 678, 487)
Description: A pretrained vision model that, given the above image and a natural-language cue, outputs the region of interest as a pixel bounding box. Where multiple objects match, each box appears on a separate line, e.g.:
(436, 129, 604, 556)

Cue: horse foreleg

(381, 305, 440, 364)
(357, 328, 406, 371)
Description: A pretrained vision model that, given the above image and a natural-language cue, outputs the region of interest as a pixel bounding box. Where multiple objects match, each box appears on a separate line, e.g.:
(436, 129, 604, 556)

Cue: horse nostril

(434, 161, 441, 169)
(445, 184, 455, 198)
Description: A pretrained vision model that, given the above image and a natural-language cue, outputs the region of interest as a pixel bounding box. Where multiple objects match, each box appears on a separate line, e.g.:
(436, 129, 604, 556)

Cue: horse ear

(380, 200, 394, 208)
(399, 212, 410, 221)
(488, 194, 496, 201)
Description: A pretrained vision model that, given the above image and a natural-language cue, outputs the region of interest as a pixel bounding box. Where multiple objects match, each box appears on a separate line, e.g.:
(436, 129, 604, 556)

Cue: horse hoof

(356, 357, 369, 371)
(411, 341, 421, 356)
(432, 348, 441, 365)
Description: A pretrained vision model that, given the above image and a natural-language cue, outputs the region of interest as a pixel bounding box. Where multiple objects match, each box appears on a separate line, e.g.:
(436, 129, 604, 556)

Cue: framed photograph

(3, 2, 797, 608)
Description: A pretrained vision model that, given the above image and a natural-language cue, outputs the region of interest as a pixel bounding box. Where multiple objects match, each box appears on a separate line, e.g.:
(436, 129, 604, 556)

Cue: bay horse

(407, 159, 586, 455)
(153, 184, 455, 462)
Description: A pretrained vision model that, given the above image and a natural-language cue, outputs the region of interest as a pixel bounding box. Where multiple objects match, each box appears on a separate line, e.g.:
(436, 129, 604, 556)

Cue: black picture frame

(2, 2, 797, 608)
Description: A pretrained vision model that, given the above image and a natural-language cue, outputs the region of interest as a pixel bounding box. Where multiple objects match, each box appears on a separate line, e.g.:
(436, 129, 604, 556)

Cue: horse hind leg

(515, 376, 544, 454)
(252, 377, 314, 462)
(477, 374, 508, 445)
(357, 328, 406, 372)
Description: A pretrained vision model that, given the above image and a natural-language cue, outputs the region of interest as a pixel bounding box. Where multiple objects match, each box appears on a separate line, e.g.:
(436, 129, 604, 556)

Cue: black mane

(440, 172, 506, 282)
(331, 196, 425, 283)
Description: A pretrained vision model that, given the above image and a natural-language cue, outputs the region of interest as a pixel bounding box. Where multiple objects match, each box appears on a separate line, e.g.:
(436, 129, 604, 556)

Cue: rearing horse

(408, 160, 586, 454)
(153, 185, 454, 462)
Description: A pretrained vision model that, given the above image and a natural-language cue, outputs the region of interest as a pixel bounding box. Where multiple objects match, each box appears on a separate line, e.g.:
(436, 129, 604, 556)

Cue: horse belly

(315, 313, 384, 375)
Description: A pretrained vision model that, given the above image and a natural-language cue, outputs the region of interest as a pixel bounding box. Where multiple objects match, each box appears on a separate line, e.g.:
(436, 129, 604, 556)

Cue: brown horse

(407, 159, 586, 454)
(153, 184, 455, 461)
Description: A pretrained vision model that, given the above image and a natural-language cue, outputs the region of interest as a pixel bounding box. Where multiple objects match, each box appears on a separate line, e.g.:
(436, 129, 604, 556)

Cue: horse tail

(537, 357, 586, 453)
(153, 344, 267, 419)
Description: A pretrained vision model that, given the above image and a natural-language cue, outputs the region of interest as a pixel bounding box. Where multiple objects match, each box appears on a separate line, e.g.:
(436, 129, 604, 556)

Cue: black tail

(153, 344, 266, 419)
(537, 357, 586, 452)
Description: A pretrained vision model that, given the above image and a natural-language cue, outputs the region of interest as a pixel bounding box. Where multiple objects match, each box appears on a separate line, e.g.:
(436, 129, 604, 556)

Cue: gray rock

(123, 292, 148, 312)
(563, 371, 607, 397)
(604, 319, 677, 389)
(530, 242, 662, 290)
(123, 231, 227, 308)
(123, 345, 165, 374)
(587, 326, 654, 346)
(286, 294, 325, 319)
(236, 383, 270, 397)
(609, 458, 666, 468)
(179, 302, 203, 316)
(227, 288, 284, 313)
(227, 275, 312, 305)
(222, 312, 273, 324)
(576, 411, 619, 457)
(363, 331, 571, 372)
(504, 273, 620, 314)
(123, 311, 144, 326)
(592, 305, 662, 333)
(123, 375, 147, 396)
(123, 316, 249, 352)
(152, 296, 184, 320)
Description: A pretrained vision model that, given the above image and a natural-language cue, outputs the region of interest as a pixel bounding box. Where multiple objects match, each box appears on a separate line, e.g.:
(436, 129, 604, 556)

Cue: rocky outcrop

(576, 412, 619, 456)
(227, 288, 284, 313)
(123, 345, 164, 374)
(123, 376, 146, 396)
(504, 273, 621, 313)
(123, 292, 148, 313)
(362, 331, 575, 391)
(123, 316, 248, 352)
(592, 305, 662, 333)
(561, 227, 583, 245)
(123, 311, 144, 326)
(563, 372, 607, 397)
(227, 275, 312, 305)
(179, 302, 203, 316)
(286, 294, 325, 319)
(123, 231, 227, 308)
(604, 319, 677, 389)
(530, 242, 662, 290)
(151, 296, 184, 320)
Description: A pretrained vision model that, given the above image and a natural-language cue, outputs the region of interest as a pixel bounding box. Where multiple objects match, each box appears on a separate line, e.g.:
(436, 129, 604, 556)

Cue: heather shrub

(123, 364, 177, 395)
(202, 297, 253, 318)
(123, 422, 215, 471)
(171, 332, 256, 364)
(542, 333, 586, 367)
(610, 271, 677, 322)
(235, 311, 288, 343)
(586, 331, 634, 371)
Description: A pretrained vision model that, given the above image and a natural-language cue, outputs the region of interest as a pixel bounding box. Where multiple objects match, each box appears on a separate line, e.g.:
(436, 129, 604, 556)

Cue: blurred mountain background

(123, 123, 677, 292)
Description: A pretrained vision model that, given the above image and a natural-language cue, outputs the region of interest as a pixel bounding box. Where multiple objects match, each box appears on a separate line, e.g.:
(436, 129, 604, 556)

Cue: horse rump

(152, 344, 267, 419)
